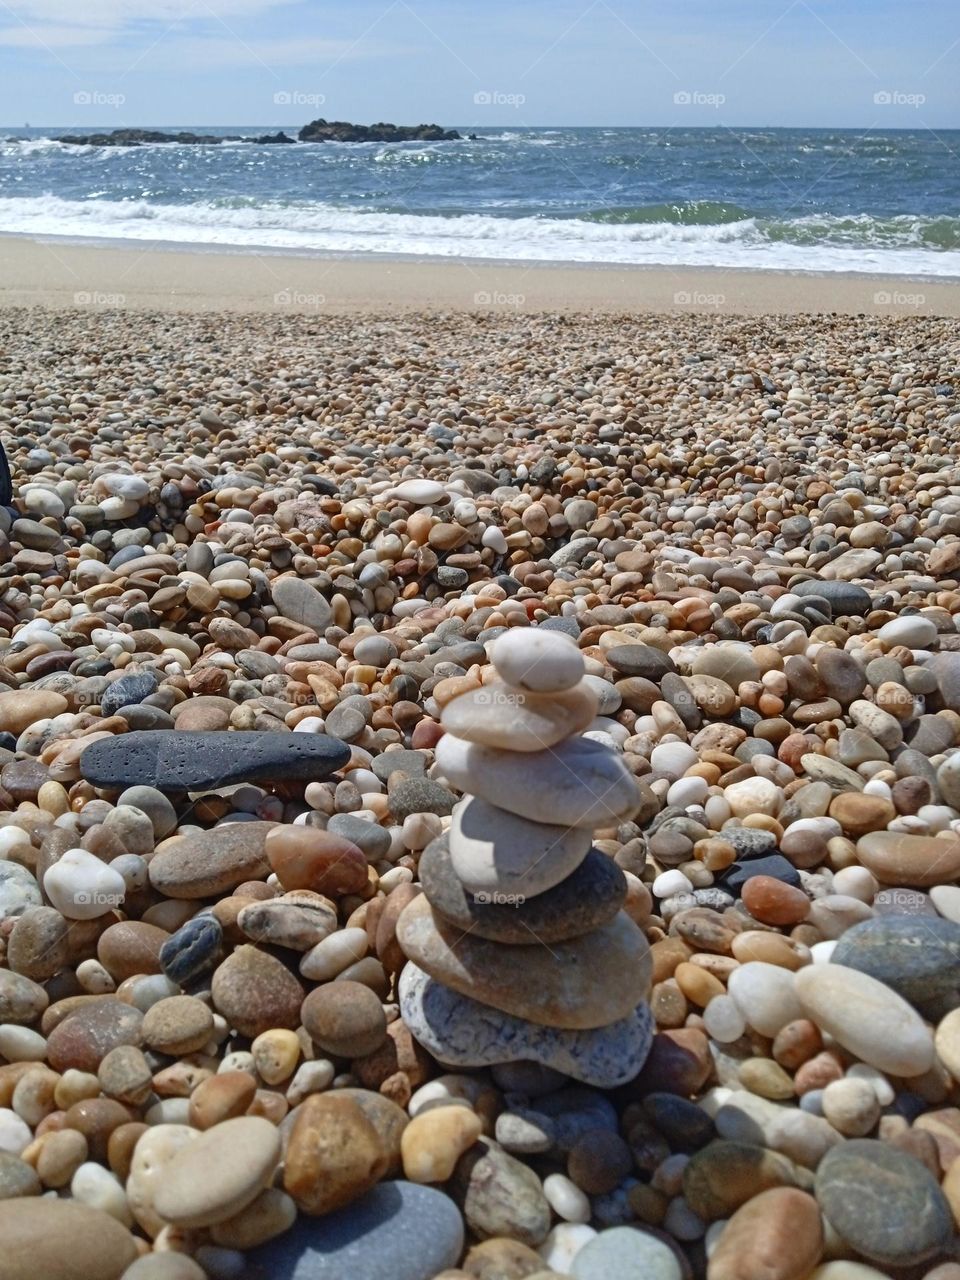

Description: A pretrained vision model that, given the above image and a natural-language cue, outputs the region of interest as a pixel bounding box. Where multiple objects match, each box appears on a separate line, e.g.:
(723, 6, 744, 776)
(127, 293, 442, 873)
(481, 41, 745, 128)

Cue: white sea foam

(0, 194, 957, 276)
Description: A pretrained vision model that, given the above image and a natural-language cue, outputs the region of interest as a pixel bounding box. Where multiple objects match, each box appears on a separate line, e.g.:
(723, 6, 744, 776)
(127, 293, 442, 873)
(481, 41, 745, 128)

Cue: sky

(0, 0, 957, 129)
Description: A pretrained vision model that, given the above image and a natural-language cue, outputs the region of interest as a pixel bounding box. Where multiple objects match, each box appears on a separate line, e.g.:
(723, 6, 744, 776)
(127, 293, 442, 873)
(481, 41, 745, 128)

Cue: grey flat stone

(244, 1181, 463, 1280)
(792, 578, 872, 615)
(271, 577, 332, 633)
(419, 834, 625, 944)
(79, 731, 350, 790)
(399, 963, 653, 1089)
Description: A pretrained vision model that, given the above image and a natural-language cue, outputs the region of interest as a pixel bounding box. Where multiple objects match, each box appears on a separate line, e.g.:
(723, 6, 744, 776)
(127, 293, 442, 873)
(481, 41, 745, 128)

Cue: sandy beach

(1, 234, 958, 315)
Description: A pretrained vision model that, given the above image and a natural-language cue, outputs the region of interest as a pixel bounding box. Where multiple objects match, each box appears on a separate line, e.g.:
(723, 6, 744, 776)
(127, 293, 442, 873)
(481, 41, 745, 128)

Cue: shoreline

(2, 235, 959, 315)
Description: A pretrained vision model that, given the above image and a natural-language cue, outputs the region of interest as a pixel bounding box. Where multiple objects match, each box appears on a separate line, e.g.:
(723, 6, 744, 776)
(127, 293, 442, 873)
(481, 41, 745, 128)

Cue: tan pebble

(462, 1239, 547, 1279)
(400, 1104, 482, 1183)
(35, 1126, 89, 1187)
(126, 1124, 199, 1238)
(0, 1198, 137, 1280)
(283, 1092, 388, 1215)
(739, 1057, 796, 1101)
(142, 996, 213, 1055)
(153, 1115, 281, 1229)
(731, 931, 809, 970)
(674, 961, 725, 1007)
(210, 1185, 297, 1249)
(707, 1187, 823, 1280)
(821, 1078, 881, 1136)
(188, 1070, 257, 1129)
(53, 1068, 100, 1108)
(251, 1029, 301, 1084)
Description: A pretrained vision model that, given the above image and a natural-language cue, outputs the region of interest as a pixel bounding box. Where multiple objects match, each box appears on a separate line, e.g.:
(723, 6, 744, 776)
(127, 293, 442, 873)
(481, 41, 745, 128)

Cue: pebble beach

(1, 302, 960, 1280)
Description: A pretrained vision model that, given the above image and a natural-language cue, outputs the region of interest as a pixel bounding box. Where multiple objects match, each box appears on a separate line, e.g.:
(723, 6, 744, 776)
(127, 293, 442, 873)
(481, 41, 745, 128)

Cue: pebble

(211, 944, 304, 1037)
(815, 1139, 953, 1265)
(43, 848, 126, 920)
(707, 1187, 823, 1280)
(399, 964, 653, 1088)
(794, 965, 935, 1076)
(245, 1181, 464, 1280)
(436, 734, 641, 829)
(148, 821, 274, 897)
(488, 628, 585, 692)
(397, 895, 650, 1029)
(448, 795, 591, 898)
(283, 1092, 388, 1215)
(153, 1115, 281, 1227)
(831, 914, 960, 1002)
(571, 1226, 682, 1280)
(452, 1136, 551, 1246)
(81, 730, 350, 790)
(0, 1197, 138, 1279)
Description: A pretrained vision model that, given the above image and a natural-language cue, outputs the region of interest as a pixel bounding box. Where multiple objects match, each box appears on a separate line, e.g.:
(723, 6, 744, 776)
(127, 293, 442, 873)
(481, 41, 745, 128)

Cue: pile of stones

(398, 627, 655, 1088)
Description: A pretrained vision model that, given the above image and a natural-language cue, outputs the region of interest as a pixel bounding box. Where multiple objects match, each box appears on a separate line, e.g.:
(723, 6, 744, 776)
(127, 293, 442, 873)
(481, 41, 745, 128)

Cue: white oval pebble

(43, 848, 126, 920)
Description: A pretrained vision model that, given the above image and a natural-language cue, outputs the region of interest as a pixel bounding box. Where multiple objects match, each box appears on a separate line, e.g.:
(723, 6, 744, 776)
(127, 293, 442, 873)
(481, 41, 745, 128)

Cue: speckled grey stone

(0, 862, 41, 923)
(371, 749, 428, 783)
(327, 812, 391, 859)
(399, 963, 653, 1089)
(80, 731, 350, 790)
(387, 777, 457, 820)
(832, 915, 960, 1002)
(244, 1181, 463, 1280)
(815, 1139, 952, 1266)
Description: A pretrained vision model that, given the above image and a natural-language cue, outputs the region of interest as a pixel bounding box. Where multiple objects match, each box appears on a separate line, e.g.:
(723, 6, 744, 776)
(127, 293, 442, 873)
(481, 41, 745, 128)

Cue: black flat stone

(418, 833, 626, 945)
(719, 853, 801, 896)
(79, 730, 351, 791)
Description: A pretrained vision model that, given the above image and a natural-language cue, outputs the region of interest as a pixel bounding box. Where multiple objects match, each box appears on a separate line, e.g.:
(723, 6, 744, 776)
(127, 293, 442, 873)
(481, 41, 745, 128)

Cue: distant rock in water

(298, 119, 461, 143)
(57, 129, 242, 146)
(51, 122, 458, 146)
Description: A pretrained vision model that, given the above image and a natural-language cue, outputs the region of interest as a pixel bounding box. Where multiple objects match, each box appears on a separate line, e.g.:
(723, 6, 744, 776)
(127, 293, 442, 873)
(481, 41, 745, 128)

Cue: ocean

(1, 125, 958, 276)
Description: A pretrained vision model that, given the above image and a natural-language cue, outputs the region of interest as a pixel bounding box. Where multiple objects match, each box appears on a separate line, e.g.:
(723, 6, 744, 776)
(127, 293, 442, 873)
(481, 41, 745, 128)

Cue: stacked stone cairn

(397, 628, 654, 1087)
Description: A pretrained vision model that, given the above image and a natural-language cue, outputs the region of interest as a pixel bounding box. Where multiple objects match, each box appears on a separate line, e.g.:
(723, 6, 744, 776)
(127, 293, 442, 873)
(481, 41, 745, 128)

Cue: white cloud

(0, 23, 111, 45)
(3, 0, 295, 24)
(170, 34, 390, 68)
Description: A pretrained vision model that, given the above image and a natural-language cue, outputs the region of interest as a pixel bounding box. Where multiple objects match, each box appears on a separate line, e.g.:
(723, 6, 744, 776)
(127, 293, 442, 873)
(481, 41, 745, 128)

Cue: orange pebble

(741, 875, 810, 927)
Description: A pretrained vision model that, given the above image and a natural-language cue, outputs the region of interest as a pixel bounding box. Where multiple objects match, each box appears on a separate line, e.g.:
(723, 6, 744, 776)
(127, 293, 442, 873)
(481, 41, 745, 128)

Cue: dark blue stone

(100, 670, 159, 718)
(160, 914, 222, 984)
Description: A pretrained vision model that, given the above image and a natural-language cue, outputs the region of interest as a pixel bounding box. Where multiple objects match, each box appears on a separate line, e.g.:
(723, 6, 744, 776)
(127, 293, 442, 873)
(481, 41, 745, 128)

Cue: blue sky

(0, 0, 957, 128)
